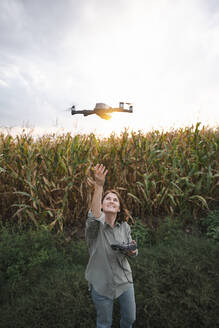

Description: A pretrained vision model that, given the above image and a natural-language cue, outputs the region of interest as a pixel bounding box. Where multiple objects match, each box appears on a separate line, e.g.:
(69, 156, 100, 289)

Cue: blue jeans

(91, 285, 136, 328)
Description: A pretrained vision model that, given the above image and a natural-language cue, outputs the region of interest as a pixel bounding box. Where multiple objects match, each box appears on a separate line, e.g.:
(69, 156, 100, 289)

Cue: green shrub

(0, 227, 94, 328)
(153, 216, 184, 244)
(0, 228, 218, 327)
(200, 210, 219, 241)
(133, 235, 219, 328)
(131, 217, 154, 247)
(0, 228, 62, 304)
(0, 270, 95, 328)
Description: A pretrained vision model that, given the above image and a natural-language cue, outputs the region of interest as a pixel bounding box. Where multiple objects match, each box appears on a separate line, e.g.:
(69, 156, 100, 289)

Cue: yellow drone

(68, 102, 133, 120)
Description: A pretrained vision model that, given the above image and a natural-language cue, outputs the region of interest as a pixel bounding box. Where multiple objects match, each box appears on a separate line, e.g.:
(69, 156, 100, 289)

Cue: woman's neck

(104, 213, 117, 228)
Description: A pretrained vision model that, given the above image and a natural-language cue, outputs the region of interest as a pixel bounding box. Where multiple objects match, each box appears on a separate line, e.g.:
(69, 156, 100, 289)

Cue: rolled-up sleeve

(85, 209, 105, 245)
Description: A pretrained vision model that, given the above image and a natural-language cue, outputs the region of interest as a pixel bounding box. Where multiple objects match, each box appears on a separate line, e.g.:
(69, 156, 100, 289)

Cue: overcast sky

(0, 0, 219, 136)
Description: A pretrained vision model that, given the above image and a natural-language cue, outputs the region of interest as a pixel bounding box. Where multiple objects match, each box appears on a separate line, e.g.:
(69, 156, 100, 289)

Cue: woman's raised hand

(94, 164, 108, 187)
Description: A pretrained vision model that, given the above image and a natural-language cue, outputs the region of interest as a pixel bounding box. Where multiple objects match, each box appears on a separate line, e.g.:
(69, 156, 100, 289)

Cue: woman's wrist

(94, 181, 104, 188)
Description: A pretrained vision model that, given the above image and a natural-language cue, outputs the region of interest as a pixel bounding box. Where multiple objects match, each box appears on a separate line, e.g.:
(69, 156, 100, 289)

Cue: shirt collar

(104, 221, 121, 229)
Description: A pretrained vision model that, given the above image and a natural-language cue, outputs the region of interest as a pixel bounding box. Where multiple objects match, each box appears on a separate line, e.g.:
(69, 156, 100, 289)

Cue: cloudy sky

(0, 0, 219, 136)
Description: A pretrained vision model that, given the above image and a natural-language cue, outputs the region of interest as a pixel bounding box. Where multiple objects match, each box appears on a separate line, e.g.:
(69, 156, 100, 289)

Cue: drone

(67, 102, 133, 120)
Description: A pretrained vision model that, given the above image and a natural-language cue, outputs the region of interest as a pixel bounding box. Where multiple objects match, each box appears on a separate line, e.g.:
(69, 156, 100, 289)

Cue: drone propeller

(63, 104, 76, 112)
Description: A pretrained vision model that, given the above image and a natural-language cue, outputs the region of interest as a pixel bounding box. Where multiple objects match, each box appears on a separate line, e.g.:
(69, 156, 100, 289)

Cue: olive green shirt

(85, 209, 137, 300)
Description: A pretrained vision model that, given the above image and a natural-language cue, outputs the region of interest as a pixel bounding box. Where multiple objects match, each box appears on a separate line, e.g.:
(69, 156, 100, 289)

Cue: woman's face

(102, 192, 120, 214)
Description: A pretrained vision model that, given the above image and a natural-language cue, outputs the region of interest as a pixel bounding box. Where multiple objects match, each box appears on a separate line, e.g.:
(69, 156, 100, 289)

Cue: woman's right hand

(94, 164, 108, 187)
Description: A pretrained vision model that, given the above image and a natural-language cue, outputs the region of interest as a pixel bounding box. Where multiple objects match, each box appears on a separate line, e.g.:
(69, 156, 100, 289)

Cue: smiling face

(102, 192, 120, 215)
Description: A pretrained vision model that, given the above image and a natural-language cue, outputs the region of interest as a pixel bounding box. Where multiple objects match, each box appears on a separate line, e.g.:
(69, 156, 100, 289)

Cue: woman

(85, 163, 137, 328)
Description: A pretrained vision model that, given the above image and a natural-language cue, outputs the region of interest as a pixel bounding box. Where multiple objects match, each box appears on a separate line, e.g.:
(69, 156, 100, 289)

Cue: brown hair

(102, 189, 133, 224)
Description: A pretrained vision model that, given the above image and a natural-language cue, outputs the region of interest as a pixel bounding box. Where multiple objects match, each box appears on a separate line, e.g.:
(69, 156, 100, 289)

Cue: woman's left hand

(127, 240, 137, 256)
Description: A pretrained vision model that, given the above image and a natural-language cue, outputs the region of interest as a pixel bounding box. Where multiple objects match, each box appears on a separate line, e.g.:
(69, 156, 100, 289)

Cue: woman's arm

(85, 164, 108, 246)
(91, 164, 108, 218)
(91, 184, 103, 218)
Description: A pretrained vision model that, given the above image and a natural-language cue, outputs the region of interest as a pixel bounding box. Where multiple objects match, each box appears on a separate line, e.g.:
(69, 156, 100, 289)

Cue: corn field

(0, 123, 218, 232)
